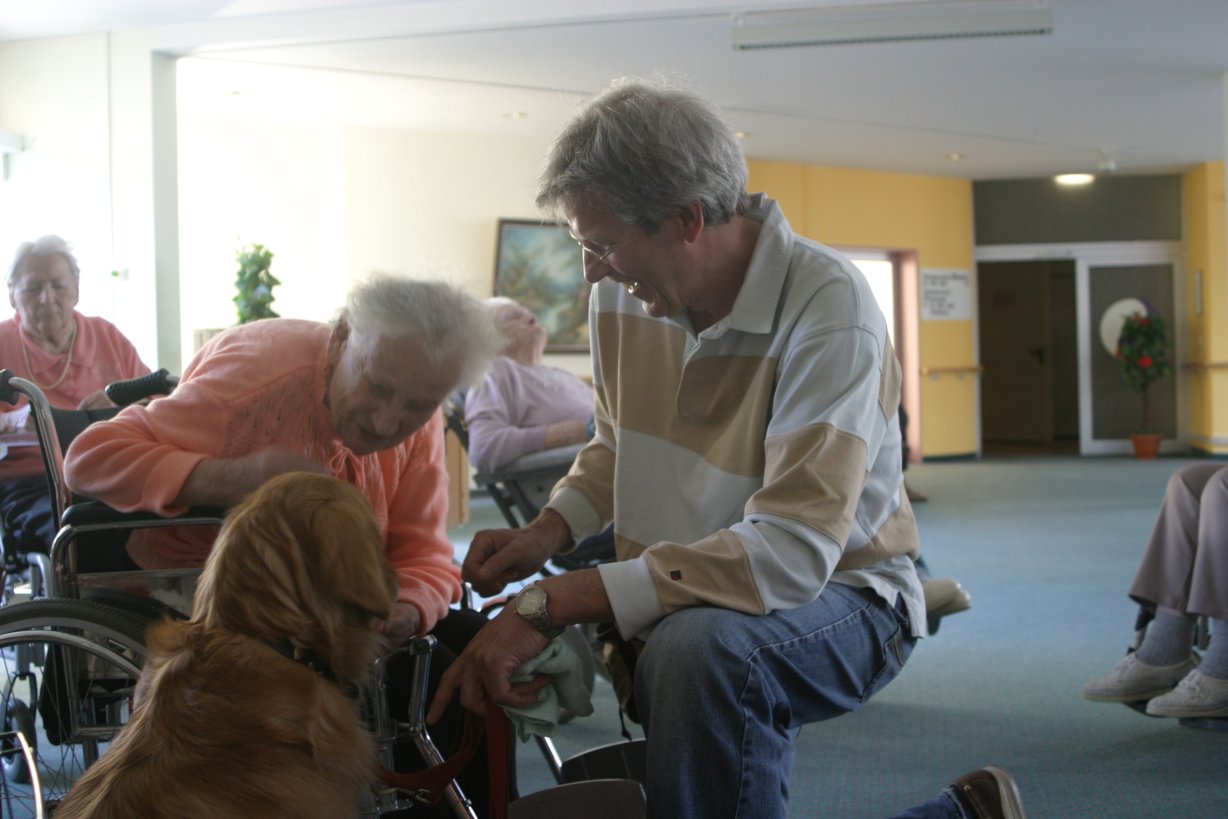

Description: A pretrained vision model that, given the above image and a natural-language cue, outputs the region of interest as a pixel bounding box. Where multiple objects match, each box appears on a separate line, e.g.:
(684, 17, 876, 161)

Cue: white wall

(176, 109, 348, 359)
(0, 37, 119, 332)
(343, 126, 592, 376)
(343, 127, 542, 295)
(178, 119, 593, 375)
(0, 33, 164, 369)
(3, 43, 594, 377)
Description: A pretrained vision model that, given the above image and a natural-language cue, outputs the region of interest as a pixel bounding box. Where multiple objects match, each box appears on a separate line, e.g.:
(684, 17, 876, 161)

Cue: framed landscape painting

(493, 219, 590, 352)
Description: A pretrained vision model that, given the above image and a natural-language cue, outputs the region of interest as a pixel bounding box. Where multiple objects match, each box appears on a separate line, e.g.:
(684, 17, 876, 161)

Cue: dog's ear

(196, 484, 317, 640)
(196, 473, 396, 653)
(289, 477, 396, 676)
(306, 486, 397, 621)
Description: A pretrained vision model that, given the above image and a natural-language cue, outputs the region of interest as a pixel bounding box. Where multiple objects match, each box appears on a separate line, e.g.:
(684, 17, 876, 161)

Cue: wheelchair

(441, 393, 613, 576)
(0, 370, 645, 818)
(0, 368, 181, 608)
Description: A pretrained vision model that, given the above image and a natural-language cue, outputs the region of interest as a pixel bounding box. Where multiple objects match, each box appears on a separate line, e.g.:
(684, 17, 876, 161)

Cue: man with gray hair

(434, 80, 1027, 819)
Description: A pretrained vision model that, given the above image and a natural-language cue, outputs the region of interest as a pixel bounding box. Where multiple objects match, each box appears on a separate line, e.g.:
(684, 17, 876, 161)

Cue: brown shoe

(952, 766, 1027, 819)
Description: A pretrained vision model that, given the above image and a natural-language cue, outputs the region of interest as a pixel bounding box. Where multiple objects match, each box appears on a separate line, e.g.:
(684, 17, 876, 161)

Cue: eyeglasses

(571, 225, 635, 267)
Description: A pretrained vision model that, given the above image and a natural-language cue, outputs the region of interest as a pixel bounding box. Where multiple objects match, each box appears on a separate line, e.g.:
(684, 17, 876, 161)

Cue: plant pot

(1130, 433, 1163, 460)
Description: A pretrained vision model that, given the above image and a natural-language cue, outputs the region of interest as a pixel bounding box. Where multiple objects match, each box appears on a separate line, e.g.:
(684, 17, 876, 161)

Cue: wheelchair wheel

(1, 700, 35, 783)
(0, 598, 154, 816)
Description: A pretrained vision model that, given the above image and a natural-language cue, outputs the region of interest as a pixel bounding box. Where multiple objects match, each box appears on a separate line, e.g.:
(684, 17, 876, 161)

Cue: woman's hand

(376, 602, 423, 646)
(76, 390, 115, 411)
(543, 418, 589, 450)
(175, 447, 329, 508)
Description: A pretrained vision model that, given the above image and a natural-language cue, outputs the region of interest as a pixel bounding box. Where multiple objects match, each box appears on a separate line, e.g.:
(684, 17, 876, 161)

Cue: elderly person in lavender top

(464, 297, 594, 474)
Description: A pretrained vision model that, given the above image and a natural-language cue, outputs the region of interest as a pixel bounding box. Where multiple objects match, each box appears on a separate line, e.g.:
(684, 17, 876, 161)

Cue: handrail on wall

(920, 365, 984, 378)
(1183, 361, 1228, 371)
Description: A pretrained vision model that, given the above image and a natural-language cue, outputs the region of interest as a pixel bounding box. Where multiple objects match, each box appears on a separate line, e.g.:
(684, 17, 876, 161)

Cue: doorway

(977, 242, 1183, 456)
(846, 249, 921, 461)
(977, 259, 1079, 455)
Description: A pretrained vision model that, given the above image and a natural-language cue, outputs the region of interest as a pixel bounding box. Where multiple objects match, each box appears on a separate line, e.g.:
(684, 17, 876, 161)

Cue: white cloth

(501, 635, 594, 741)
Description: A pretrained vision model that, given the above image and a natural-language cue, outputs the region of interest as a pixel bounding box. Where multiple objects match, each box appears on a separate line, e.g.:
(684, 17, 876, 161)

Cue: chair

(442, 392, 580, 526)
(0, 370, 640, 816)
(509, 778, 645, 819)
(442, 393, 614, 574)
(0, 367, 191, 605)
(0, 369, 226, 809)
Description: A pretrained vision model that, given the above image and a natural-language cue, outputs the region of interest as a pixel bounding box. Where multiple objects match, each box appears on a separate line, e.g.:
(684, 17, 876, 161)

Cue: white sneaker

(1082, 653, 1198, 703)
(923, 577, 972, 635)
(1146, 670, 1228, 718)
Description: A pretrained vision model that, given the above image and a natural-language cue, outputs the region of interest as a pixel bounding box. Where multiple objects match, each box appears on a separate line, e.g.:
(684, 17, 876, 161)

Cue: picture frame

(493, 218, 590, 353)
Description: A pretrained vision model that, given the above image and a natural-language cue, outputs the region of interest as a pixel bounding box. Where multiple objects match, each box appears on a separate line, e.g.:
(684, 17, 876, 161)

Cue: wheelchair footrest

(559, 738, 647, 785)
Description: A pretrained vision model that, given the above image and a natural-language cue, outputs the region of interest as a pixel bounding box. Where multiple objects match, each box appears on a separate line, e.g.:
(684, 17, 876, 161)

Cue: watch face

(514, 584, 562, 638)
(516, 584, 545, 615)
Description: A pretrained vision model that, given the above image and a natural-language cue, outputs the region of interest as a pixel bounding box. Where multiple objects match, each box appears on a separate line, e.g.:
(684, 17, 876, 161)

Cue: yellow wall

(748, 160, 978, 458)
(1183, 162, 1228, 455)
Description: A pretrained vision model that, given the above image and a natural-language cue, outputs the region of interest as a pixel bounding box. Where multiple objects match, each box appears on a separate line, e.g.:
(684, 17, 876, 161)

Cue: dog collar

(267, 638, 338, 683)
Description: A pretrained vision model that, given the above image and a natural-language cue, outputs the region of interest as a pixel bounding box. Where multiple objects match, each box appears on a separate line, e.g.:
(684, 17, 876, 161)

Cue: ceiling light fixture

(731, 1, 1053, 50)
(1055, 173, 1094, 186)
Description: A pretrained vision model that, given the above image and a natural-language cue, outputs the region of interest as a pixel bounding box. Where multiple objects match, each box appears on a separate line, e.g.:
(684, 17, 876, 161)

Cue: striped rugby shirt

(547, 195, 926, 640)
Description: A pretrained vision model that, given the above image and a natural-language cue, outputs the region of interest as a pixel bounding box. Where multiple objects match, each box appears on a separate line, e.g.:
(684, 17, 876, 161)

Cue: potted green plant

(234, 243, 280, 324)
(1116, 310, 1172, 459)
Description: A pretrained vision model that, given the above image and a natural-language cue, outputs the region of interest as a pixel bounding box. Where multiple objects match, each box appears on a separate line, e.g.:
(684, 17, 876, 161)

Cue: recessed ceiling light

(1055, 173, 1094, 186)
(947, 152, 964, 161)
(735, 131, 750, 140)
(504, 111, 528, 120)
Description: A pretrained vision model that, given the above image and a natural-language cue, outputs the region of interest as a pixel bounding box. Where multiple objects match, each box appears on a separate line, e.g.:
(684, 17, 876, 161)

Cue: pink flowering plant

(1116, 311, 1172, 433)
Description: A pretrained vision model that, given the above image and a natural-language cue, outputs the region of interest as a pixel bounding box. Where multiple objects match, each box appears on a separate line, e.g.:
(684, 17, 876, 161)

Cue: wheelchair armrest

(474, 443, 585, 486)
(61, 500, 226, 527)
(474, 444, 587, 529)
(497, 443, 585, 475)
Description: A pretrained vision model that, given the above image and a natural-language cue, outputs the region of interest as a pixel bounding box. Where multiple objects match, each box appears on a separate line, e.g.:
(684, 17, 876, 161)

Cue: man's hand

(463, 509, 572, 597)
(426, 606, 552, 722)
(428, 570, 612, 723)
(376, 602, 422, 646)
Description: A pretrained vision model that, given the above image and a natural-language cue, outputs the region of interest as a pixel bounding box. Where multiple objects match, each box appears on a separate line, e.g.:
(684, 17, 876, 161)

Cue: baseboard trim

(920, 452, 978, 463)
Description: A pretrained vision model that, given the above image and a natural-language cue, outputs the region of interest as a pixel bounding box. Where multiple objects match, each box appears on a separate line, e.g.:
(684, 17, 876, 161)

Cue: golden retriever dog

(56, 471, 398, 819)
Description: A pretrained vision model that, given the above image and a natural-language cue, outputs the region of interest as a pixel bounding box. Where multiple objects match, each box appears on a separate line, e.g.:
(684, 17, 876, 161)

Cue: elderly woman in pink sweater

(0, 235, 148, 558)
(65, 274, 508, 818)
(66, 274, 500, 641)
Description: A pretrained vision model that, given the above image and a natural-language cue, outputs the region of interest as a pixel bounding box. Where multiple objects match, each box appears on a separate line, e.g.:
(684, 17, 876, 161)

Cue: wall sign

(921, 268, 971, 320)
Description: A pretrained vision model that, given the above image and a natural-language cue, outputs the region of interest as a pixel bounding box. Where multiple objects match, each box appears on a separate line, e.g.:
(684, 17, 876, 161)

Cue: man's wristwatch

(513, 583, 565, 639)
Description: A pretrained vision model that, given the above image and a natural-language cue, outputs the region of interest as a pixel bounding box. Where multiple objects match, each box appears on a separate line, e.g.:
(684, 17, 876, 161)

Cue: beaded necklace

(20, 321, 78, 392)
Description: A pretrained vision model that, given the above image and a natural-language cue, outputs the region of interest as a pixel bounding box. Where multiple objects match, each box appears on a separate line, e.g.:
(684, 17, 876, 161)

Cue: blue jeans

(634, 582, 922, 819)
(892, 789, 973, 819)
